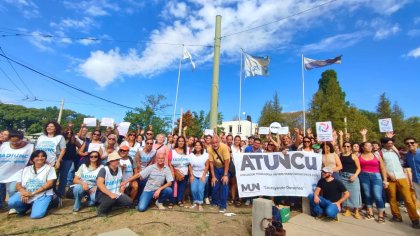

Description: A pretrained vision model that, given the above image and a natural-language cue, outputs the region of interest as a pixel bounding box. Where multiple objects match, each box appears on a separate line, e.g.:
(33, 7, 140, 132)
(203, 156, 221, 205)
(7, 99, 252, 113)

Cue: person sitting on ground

(95, 152, 132, 216)
(8, 150, 57, 219)
(121, 152, 173, 212)
(308, 167, 350, 220)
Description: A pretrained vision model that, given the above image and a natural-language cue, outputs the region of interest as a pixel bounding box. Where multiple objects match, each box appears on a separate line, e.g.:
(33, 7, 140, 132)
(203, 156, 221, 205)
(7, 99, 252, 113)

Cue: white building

(219, 120, 258, 140)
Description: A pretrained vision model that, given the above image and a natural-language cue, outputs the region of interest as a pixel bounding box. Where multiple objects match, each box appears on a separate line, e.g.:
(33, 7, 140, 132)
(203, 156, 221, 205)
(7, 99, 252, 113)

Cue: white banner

(378, 118, 393, 132)
(83, 118, 97, 127)
(117, 122, 131, 136)
(316, 121, 333, 141)
(259, 127, 269, 135)
(100, 117, 115, 127)
(233, 151, 322, 198)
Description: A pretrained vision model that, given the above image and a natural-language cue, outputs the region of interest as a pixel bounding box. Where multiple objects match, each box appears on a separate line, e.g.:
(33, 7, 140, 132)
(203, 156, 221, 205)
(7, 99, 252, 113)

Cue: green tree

(282, 111, 304, 129)
(376, 93, 392, 118)
(258, 92, 284, 127)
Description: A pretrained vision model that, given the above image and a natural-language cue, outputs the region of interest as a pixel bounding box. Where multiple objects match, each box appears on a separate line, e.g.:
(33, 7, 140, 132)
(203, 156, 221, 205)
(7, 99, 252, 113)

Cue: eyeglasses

(146, 142, 153, 145)
(254, 142, 261, 145)
(303, 141, 311, 143)
(119, 150, 128, 152)
(343, 145, 351, 148)
(90, 155, 99, 159)
(108, 138, 116, 140)
(405, 141, 415, 145)
(93, 133, 100, 136)
(146, 133, 153, 135)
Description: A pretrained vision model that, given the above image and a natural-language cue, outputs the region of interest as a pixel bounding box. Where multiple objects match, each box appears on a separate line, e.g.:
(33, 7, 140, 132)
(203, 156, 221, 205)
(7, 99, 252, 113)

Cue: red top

(359, 154, 380, 173)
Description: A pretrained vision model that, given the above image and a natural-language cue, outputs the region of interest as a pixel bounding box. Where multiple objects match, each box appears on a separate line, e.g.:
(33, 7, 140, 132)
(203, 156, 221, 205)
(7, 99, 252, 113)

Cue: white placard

(269, 122, 281, 134)
(83, 118, 97, 127)
(259, 127, 269, 135)
(278, 127, 289, 135)
(316, 121, 333, 142)
(100, 117, 115, 127)
(234, 152, 322, 198)
(204, 129, 214, 136)
(378, 118, 393, 132)
(117, 122, 131, 136)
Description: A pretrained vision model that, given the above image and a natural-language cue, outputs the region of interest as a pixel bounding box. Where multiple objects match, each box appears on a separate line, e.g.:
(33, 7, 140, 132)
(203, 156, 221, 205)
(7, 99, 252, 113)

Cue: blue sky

(0, 0, 419, 127)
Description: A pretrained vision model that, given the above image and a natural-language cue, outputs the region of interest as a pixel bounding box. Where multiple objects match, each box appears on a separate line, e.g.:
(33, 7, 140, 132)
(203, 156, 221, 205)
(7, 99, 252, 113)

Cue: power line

(0, 52, 136, 110)
(0, 66, 27, 98)
(222, 0, 339, 38)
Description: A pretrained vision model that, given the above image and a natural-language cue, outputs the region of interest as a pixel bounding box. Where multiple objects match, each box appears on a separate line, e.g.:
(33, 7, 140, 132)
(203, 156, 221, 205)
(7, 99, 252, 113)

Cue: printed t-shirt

(0, 142, 33, 183)
(35, 134, 66, 165)
(140, 164, 173, 192)
(20, 164, 57, 203)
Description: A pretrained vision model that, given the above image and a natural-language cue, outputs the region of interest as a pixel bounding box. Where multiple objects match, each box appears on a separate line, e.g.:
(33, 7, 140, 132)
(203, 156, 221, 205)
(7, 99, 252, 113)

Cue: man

(226, 135, 233, 149)
(208, 136, 231, 213)
(405, 138, 420, 211)
(121, 152, 173, 212)
(118, 145, 139, 202)
(243, 137, 264, 206)
(244, 136, 255, 152)
(381, 137, 419, 228)
(308, 167, 350, 220)
(187, 136, 195, 154)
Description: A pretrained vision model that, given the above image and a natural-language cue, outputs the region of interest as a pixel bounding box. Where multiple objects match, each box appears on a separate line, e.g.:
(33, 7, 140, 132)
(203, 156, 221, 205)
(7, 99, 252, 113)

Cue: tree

(283, 111, 304, 129)
(376, 93, 392, 118)
(258, 92, 284, 126)
(124, 94, 171, 135)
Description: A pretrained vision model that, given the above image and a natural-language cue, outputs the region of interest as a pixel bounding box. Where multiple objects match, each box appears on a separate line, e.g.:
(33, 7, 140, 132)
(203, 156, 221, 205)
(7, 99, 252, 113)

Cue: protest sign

(100, 117, 115, 127)
(378, 118, 393, 132)
(117, 122, 131, 136)
(83, 118, 97, 127)
(233, 151, 322, 198)
(259, 127, 269, 135)
(315, 121, 333, 141)
(278, 127, 289, 135)
(204, 129, 214, 136)
(269, 122, 281, 134)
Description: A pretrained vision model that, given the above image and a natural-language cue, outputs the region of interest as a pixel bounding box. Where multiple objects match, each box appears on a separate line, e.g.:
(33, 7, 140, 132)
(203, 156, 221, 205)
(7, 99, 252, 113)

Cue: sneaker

(72, 208, 79, 214)
(219, 208, 226, 213)
(204, 198, 210, 205)
(389, 216, 402, 222)
(245, 200, 251, 206)
(189, 204, 198, 209)
(342, 209, 351, 217)
(8, 208, 17, 215)
(155, 200, 166, 210)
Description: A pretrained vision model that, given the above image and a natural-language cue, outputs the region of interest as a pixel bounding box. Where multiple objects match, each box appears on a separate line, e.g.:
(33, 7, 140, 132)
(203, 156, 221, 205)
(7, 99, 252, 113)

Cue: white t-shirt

(170, 150, 191, 176)
(119, 158, 134, 181)
(75, 164, 103, 188)
(231, 145, 243, 153)
(35, 134, 66, 165)
(20, 164, 57, 203)
(120, 141, 140, 159)
(189, 152, 209, 178)
(0, 142, 34, 183)
(87, 142, 105, 153)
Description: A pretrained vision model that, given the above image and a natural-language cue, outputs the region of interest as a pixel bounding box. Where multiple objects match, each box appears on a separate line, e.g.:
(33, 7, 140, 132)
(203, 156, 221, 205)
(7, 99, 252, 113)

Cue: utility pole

(209, 15, 222, 129)
(57, 99, 64, 124)
(178, 108, 183, 137)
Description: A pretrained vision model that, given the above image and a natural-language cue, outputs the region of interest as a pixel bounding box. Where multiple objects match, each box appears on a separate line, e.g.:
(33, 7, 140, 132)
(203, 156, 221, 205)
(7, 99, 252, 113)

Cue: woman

(120, 131, 140, 164)
(57, 127, 81, 199)
(340, 141, 362, 219)
(188, 141, 209, 211)
(72, 151, 103, 212)
(95, 152, 132, 216)
(103, 134, 119, 161)
(358, 142, 388, 223)
(322, 142, 342, 180)
(8, 150, 57, 219)
(299, 136, 314, 152)
(168, 136, 189, 208)
(78, 130, 104, 164)
(352, 143, 361, 156)
(35, 121, 66, 169)
(153, 134, 169, 165)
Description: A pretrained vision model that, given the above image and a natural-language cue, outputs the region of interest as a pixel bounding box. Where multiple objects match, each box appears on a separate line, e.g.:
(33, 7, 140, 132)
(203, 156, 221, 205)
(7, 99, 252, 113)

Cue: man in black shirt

(308, 167, 350, 219)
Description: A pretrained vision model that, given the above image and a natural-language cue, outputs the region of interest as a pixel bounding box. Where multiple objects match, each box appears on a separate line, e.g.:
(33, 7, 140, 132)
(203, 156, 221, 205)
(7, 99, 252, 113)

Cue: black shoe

(389, 216, 402, 222)
(412, 220, 420, 229)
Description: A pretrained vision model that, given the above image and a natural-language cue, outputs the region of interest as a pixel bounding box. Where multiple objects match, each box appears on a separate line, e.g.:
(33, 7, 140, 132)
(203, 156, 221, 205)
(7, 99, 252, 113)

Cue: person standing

(168, 136, 190, 208)
(405, 138, 420, 201)
(188, 141, 209, 211)
(35, 121, 66, 169)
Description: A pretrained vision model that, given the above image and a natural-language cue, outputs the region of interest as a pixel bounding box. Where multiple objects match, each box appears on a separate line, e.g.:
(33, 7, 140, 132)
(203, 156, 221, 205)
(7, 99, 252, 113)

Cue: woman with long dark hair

(188, 141, 209, 211)
(168, 136, 189, 208)
(322, 142, 342, 180)
(35, 121, 66, 169)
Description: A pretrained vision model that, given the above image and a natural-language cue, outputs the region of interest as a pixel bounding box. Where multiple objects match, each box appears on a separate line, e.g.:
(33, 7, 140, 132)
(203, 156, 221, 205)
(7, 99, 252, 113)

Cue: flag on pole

(303, 55, 342, 70)
(183, 47, 196, 70)
(244, 53, 270, 77)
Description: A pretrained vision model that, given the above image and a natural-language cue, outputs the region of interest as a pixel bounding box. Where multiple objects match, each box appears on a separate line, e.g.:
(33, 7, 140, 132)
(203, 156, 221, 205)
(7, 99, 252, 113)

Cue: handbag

(174, 168, 185, 181)
(214, 149, 235, 176)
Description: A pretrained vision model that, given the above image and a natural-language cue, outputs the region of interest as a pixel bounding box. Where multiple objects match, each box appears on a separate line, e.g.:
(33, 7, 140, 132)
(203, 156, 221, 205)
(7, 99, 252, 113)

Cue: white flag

(244, 53, 270, 77)
(304, 55, 342, 70)
(183, 47, 196, 70)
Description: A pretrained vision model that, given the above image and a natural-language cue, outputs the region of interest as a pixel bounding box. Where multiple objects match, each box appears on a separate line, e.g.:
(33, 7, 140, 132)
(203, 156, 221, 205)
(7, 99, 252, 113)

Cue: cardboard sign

(204, 129, 214, 136)
(379, 118, 393, 132)
(269, 122, 282, 134)
(83, 118, 97, 127)
(100, 117, 115, 127)
(278, 127, 289, 135)
(259, 127, 270, 135)
(316, 121, 333, 141)
(117, 122, 131, 136)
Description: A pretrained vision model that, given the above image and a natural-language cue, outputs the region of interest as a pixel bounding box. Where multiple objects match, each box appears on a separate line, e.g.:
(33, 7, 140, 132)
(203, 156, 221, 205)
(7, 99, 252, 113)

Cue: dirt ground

(0, 199, 256, 236)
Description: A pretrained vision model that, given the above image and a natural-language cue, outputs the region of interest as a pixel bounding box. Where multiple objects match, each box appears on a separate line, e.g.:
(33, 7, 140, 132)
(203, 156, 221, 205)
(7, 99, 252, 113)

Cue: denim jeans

(137, 178, 148, 200)
(95, 191, 132, 215)
(204, 178, 212, 198)
(170, 175, 188, 204)
(211, 167, 230, 209)
(359, 172, 385, 210)
(73, 184, 96, 211)
(137, 187, 172, 212)
(57, 159, 74, 198)
(191, 176, 208, 204)
(8, 192, 52, 219)
(0, 182, 17, 209)
(308, 193, 339, 218)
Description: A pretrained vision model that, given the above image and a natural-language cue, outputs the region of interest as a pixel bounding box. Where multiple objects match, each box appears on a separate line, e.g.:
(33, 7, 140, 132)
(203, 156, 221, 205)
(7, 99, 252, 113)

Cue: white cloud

(407, 47, 420, 58)
(302, 32, 367, 53)
(357, 18, 401, 40)
(50, 17, 94, 32)
(407, 29, 420, 37)
(374, 24, 400, 40)
(26, 30, 54, 52)
(63, 0, 120, 16)
(78, 0, 411, 86)
(4, 0, 39, 18)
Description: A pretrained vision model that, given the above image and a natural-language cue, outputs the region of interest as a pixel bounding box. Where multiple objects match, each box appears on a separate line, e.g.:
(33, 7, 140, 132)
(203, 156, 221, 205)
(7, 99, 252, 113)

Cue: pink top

(359, 155, 380, 173)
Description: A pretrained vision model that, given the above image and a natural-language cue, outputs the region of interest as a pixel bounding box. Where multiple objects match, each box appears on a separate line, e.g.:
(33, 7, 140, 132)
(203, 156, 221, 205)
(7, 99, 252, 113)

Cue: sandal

(235, 201, 242, 207)
(364, 213, 374, 220)
(377, 216, 385, 224)
(178, 202, 184, 207)
(168, 203, 174, 209)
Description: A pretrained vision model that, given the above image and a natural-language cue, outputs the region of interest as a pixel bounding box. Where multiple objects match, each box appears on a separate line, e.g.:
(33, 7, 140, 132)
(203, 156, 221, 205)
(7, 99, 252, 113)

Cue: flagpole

(238, 49, 243, 135)
(302, 52, 306, 134)
(172, 46, 184, 134)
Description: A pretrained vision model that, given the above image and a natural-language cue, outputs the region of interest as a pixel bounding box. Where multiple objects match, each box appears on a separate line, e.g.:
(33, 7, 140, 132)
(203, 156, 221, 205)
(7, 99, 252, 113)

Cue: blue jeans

(8, 192, 52, 219)
(137, 178, 148, 200)
(73, 184, 95, 211)
(191, 176, 208, 204)
(170, 175, 188, 204)
(308, 194, 339, 218)
(57, 159, 74, 198)
(137, 187, 172, 212)
(67, 163, 75, 186)
(211, 167, 230, 209)
(0, 182, 17, 209)
(359, 172, 385, 210)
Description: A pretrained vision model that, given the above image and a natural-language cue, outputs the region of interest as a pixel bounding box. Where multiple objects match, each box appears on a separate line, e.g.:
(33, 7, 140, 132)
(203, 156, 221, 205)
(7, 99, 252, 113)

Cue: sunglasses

(90, 155, 99, 158)
(119, 150, 128, 152)
(343, 145, 351, 148)
(146, 143, 153, 145)
(146, 133, 153, 135)
(405, 142, 415, 145)
(93, 133, 100, 136)
(303, 141, 311, 143)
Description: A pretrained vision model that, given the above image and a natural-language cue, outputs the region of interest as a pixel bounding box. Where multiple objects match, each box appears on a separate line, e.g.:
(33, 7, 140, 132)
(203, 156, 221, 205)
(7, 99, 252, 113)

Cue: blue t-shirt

(405, 148, 420, 184)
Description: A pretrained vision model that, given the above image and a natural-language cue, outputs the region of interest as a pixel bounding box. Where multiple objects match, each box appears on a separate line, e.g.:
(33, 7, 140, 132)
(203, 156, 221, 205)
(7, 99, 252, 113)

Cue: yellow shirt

(208, 143, 231, 168)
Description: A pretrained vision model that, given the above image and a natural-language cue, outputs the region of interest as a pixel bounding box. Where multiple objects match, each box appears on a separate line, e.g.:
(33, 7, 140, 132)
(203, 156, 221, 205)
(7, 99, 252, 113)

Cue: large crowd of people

(0, 122, 419, 229)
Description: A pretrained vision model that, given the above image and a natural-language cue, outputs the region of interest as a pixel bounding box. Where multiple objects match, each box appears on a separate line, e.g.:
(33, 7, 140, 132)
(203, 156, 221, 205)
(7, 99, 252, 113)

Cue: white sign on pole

(278, 127, 289, 135)
(378, 118, 393, 132)
(259, 127, 270, 135)
(234, 152, 322, 198)
(83, 118, 97, 127)
(316, 121, 333, 141)
(269, 122, 281, 134)
(117, 122, 131, 136)
(100, 117, 115, 127)
(204, 129, 214, 136)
